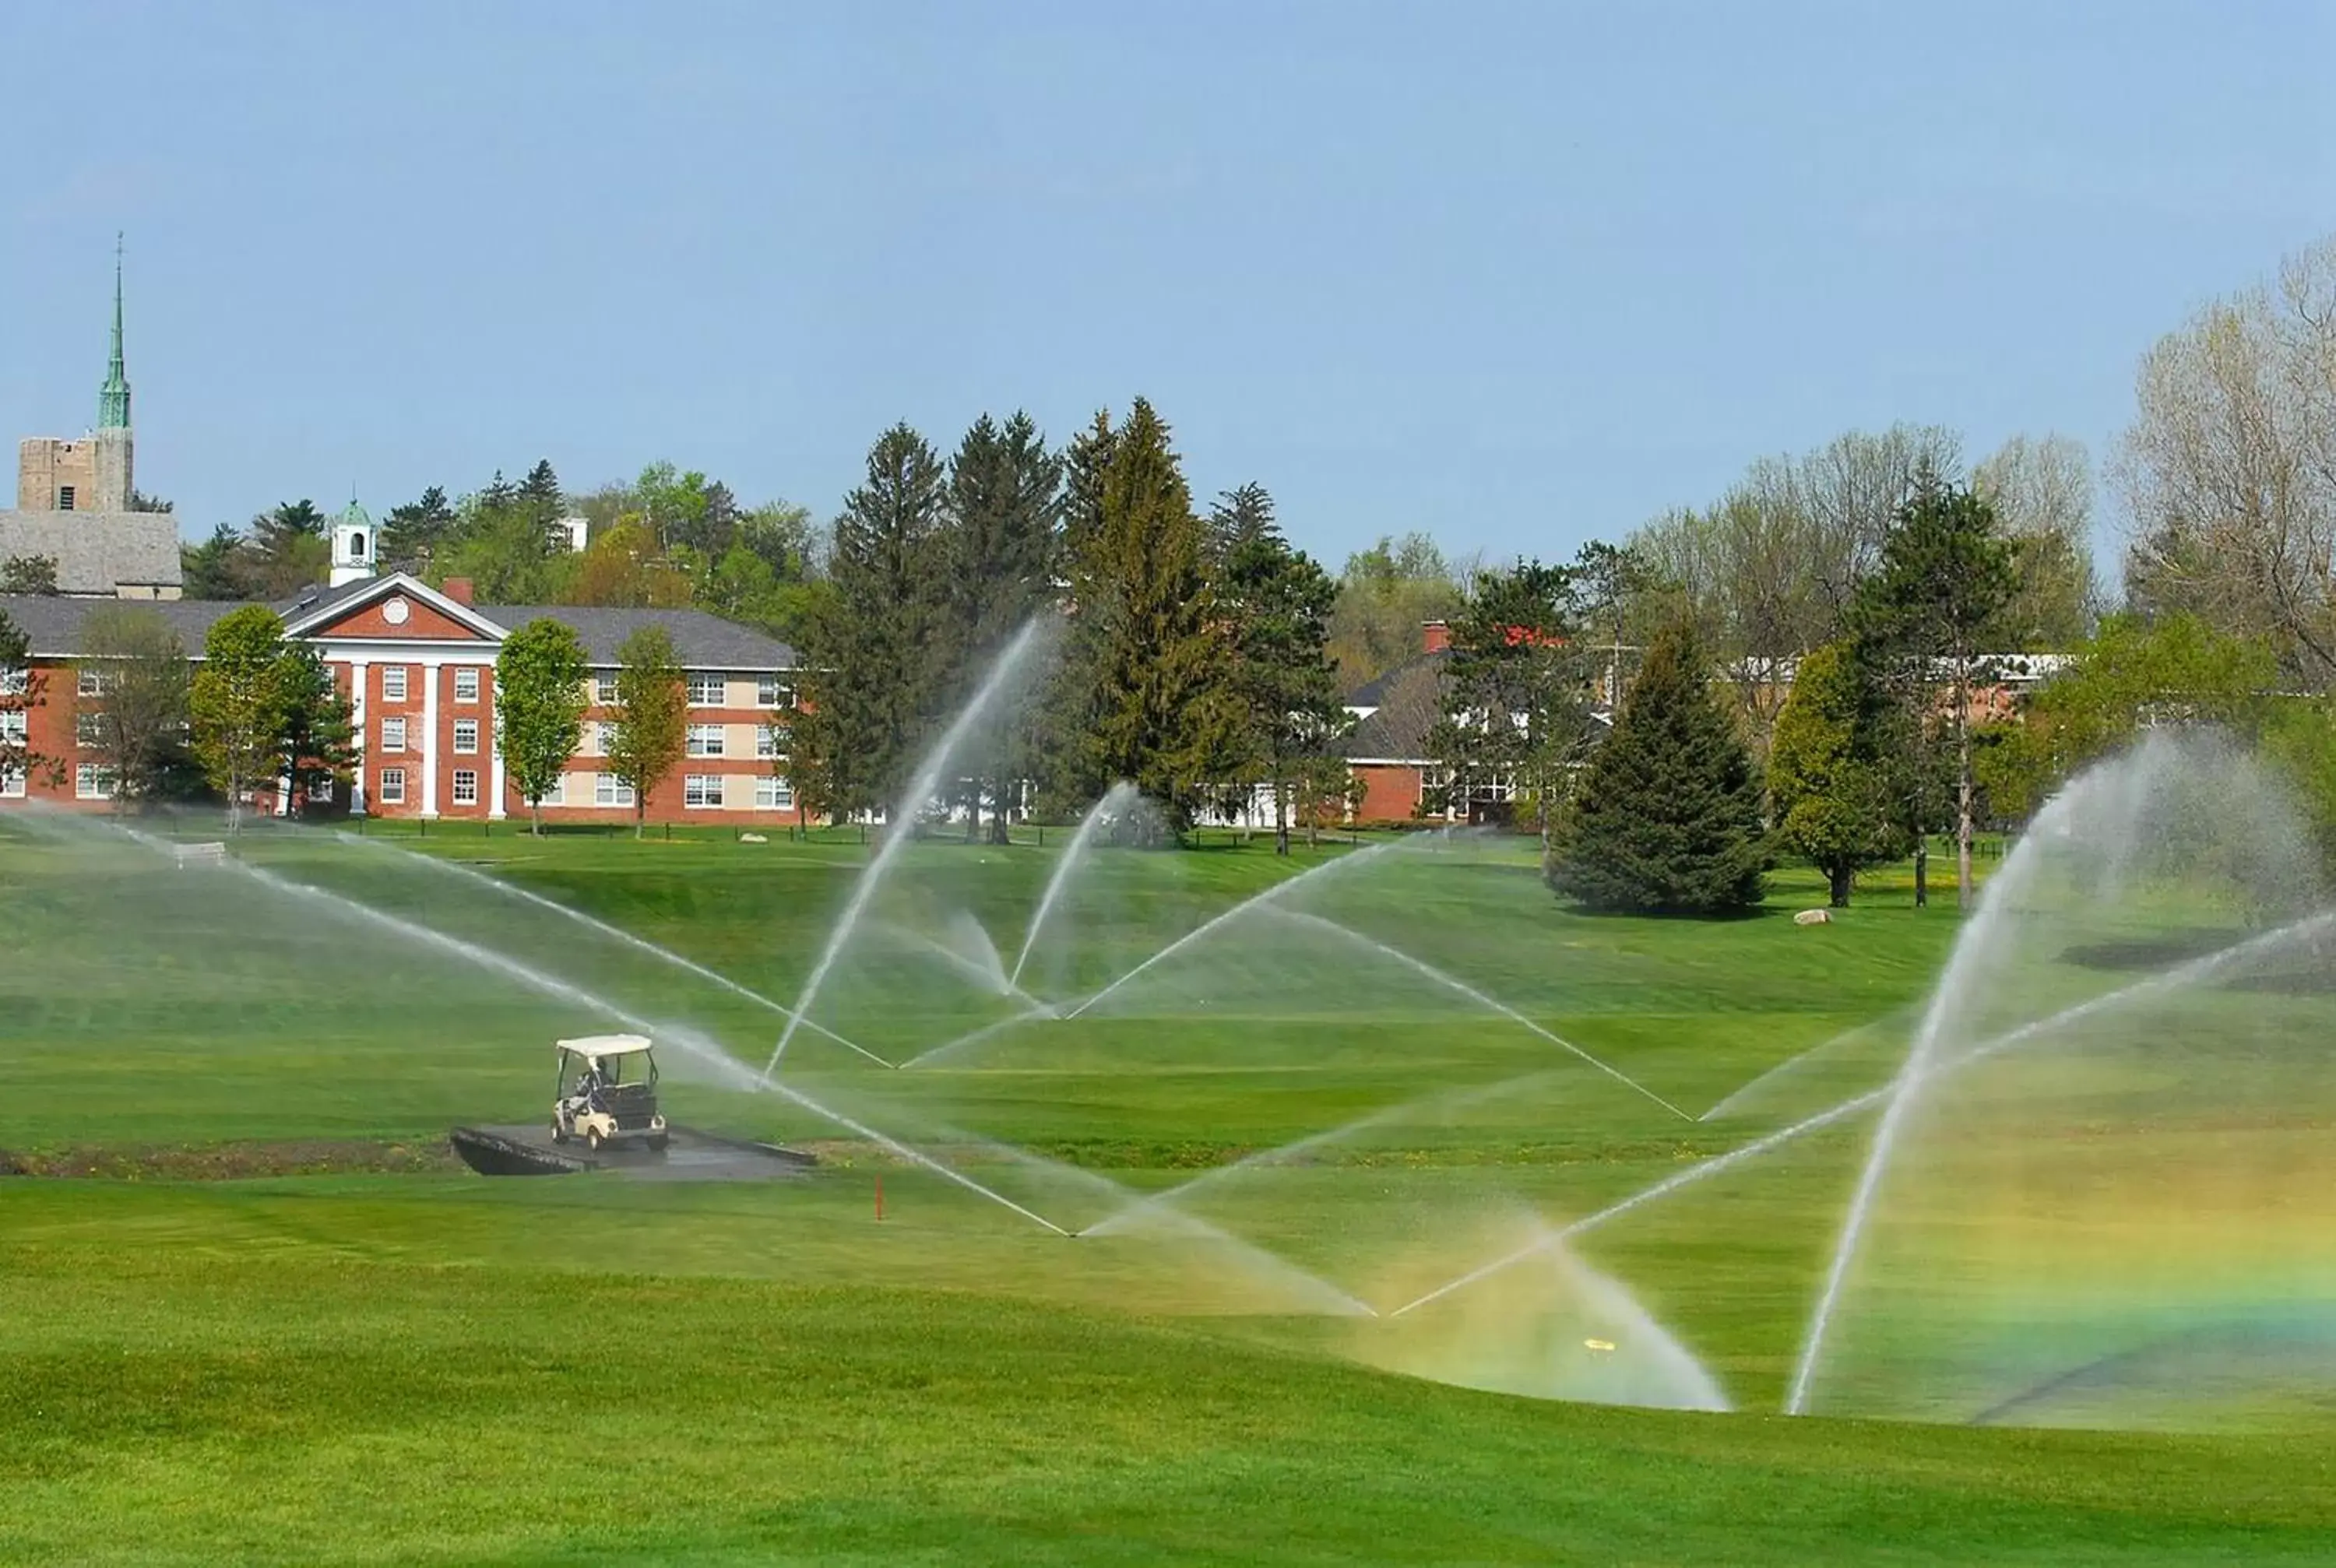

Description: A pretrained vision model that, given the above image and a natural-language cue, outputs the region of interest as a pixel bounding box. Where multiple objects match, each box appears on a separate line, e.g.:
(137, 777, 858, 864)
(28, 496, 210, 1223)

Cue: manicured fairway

(4, 814, 2331, 1563)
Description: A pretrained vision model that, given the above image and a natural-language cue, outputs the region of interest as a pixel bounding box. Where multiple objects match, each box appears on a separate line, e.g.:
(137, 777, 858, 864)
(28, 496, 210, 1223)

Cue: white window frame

(538, 775, 567, 807)
(755, 676, 794, 708)
(0, 666, 27, 698)
(76, 712, 104, 747)
(687, 672, 725, 706)
(381, 666, 408, 702)
(452, 719, 479, 754)
(451, 769, 479, 807)
(594, 673, 619, 704)
(684, 774, 723, 809)
(686, 723, 725, 758)
(310, 774, 335, 803)
(453, 667, 480, 703)
(755, 724, 781, 760)
(0, 710, 25, 746)
(755, 775, 794, 810)
(75, 763, 116, 800)
(594, 775, 636, 808)
(381, 716, 407, 754)
(378, 767, 406, 804)
(0, 765, 24, 800)
(77, 667, 109, 698)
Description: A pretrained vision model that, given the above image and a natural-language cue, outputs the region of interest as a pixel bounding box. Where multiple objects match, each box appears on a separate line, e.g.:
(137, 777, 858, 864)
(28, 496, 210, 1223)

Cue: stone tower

(91, 237, 134, 514)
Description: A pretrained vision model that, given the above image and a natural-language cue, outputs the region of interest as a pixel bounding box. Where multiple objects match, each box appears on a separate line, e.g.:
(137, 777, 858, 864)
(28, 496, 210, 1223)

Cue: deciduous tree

(1, 555, 60, 595)
(605, 626, 686, 839)
(496, 617, 592, 835)
(190, 606, 291, 830)
(1768, 641, 1909, 905)
(75, 605, 191, 808)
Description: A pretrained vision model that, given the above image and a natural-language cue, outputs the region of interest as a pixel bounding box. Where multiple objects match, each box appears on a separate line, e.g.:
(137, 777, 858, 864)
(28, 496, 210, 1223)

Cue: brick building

(0, 571, 808, 827)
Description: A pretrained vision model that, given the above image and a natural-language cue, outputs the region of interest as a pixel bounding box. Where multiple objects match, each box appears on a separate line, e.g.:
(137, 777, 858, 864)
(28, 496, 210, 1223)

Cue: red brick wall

(327, 599, 482, 642)
(1351, 763, 1425, 823)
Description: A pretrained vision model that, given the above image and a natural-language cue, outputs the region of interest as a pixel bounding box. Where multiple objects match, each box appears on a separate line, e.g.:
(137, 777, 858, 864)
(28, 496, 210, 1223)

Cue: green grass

(3, 813, 2331, 1563)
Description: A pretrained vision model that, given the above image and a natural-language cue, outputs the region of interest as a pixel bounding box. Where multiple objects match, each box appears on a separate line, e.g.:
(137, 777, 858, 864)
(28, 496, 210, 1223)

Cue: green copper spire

(98, 234, 131, 431)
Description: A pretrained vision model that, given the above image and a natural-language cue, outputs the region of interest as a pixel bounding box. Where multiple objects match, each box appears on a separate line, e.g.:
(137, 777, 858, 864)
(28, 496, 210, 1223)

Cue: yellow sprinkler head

(1584, 1338, 1617, 1353)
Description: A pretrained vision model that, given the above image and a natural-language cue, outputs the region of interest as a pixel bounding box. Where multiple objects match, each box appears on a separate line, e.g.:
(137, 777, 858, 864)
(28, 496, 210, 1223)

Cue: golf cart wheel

(550, 1121, 567, 1144)
(585, 1128, 603, 1154)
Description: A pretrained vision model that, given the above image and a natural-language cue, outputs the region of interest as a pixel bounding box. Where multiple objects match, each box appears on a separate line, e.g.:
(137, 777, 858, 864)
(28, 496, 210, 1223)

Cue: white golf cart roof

(556, 1033, 655, 1059)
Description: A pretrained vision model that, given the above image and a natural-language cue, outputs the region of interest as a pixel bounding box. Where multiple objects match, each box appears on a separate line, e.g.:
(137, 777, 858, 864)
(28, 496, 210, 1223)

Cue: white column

(487, 670, 508, 819)
(347, 659, 369, 814)
(420, 659, 440, 817)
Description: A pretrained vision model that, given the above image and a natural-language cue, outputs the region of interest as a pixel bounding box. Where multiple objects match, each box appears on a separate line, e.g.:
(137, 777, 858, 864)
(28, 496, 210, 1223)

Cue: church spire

(98, 234, 131, 431)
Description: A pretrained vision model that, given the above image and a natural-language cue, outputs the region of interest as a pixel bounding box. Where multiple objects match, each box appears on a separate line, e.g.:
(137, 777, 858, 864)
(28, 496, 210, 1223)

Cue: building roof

(1341, 653, 1448, 763)
(479, 604, 795, 668)
(0, 511, 181, 595)
(2, 575, 797, 671)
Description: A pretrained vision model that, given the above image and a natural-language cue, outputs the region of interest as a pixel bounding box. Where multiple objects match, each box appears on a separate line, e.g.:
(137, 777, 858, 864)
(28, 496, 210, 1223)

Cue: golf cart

(551, 1034, 668, 1154)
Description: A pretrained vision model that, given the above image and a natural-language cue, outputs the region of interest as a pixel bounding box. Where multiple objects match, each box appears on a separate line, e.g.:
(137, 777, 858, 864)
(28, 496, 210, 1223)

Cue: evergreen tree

(181, 522, 259, 600)
(496, 617, 592, 834)
(606, 626, 687, 838)
(1768, 640, 1909, 905)
(517, 459, 565, 528)
(797, 424, 949, 821)
(190, 606, 291, 830)
(1216, 494, 1341, 853)
(943, 412, 1061, 841)
(382, 485, 458, 567)
(1548, 617, 1768, 914)
(1065, 399, 1244, 831)
(479, 469, 519, 513)
(1852, 474, 2017, 907)
(1206, 482, 1277, 566)
(249, 499, 329, 598)
(1, 555, 60, 595)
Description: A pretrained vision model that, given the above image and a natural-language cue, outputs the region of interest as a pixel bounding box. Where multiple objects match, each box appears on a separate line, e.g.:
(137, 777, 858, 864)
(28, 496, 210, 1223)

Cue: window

(381, 717, 407, 753)
(58, 484, 76, 511)
(684, 774, 723, 808)
(0, 666, 26, 697)
(75, 763, 115, 800)
(451, 769, 479, 806)
(756, 676, 795, 708)
(594, 775, 636, 808)
(594, 673, 619, 704)
(687, 672, 725, 705)
(582, 720, 605, 756)
(755, 776, 794, 810)
(687, 723, 725, 758)
(0, 711, 25, 746)
(452, 719, 479, 754)
(310, 774, 335, 803)
(537, 775, 567, 807)
(758, 722, 792, 759)
(77, 667, 109, 698)
(381, 666, 408, 702)
(453, 667, 480, 702)
(349, 531, 367, 560)
(76, 712, 104, 747)
(378, 768, 406, 804)
(0, 765, 23, 800)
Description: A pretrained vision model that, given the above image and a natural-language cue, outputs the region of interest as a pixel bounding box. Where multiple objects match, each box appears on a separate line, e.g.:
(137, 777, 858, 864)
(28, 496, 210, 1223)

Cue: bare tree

(1974, 432, 2100, 648)
(2120, 234, 2336, 685)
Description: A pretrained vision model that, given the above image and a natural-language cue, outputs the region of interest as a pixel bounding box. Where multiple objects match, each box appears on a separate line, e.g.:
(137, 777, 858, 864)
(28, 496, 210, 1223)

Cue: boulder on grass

(1794, 908, 1833, 926)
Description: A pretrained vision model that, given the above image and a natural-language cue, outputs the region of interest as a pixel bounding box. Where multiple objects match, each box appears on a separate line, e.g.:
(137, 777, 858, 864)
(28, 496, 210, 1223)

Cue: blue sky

(4, 2, 2328, 574)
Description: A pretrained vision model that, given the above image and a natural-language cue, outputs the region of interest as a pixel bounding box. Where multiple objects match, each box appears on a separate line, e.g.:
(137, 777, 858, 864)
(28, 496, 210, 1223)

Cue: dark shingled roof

(0, 511, 181, 595)
(1341, 652, 1448, 762)
(2, 589, 795, 671)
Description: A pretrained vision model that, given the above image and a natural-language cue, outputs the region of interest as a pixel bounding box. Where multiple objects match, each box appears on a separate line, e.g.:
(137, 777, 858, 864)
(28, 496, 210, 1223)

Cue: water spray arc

(341, 835, 895, 1067)
(1267, 907, 1691, 1121)
(1385, 908, 2336, 1321)
(765, 620, 1045, 1075)
(1061, 833, 1420, 1020)
(1008, 781, 1140, 991)
(898, 1003, 1058, 1071)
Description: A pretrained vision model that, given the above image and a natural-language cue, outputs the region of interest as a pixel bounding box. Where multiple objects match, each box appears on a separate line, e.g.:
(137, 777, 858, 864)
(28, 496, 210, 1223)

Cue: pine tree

(1427, 560, 1598, 852)
(274, 645, 355, 819)
(797, 424, 949, 821)
(1548, 618, 1768, 914)
(517, 459, 565, 529)
(1206, 482, 1276, 566)
(382, 486, 457, 568)
(1769, 640, 1909, 905)
(943, 412, 1061, 841)
(1852, 474, 2016, 907)
(1070, 399, 1244, 832)
(1216, 494, 1340, 853)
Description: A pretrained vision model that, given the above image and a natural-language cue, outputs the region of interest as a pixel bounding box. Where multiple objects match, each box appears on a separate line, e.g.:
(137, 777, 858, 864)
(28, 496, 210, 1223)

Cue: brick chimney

(1422, 620, 1451, 654)
(442, 577, 474, 606)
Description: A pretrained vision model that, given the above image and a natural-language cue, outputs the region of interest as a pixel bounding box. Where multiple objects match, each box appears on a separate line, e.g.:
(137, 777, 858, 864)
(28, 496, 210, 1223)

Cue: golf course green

(4, 815, 2331, 1565)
